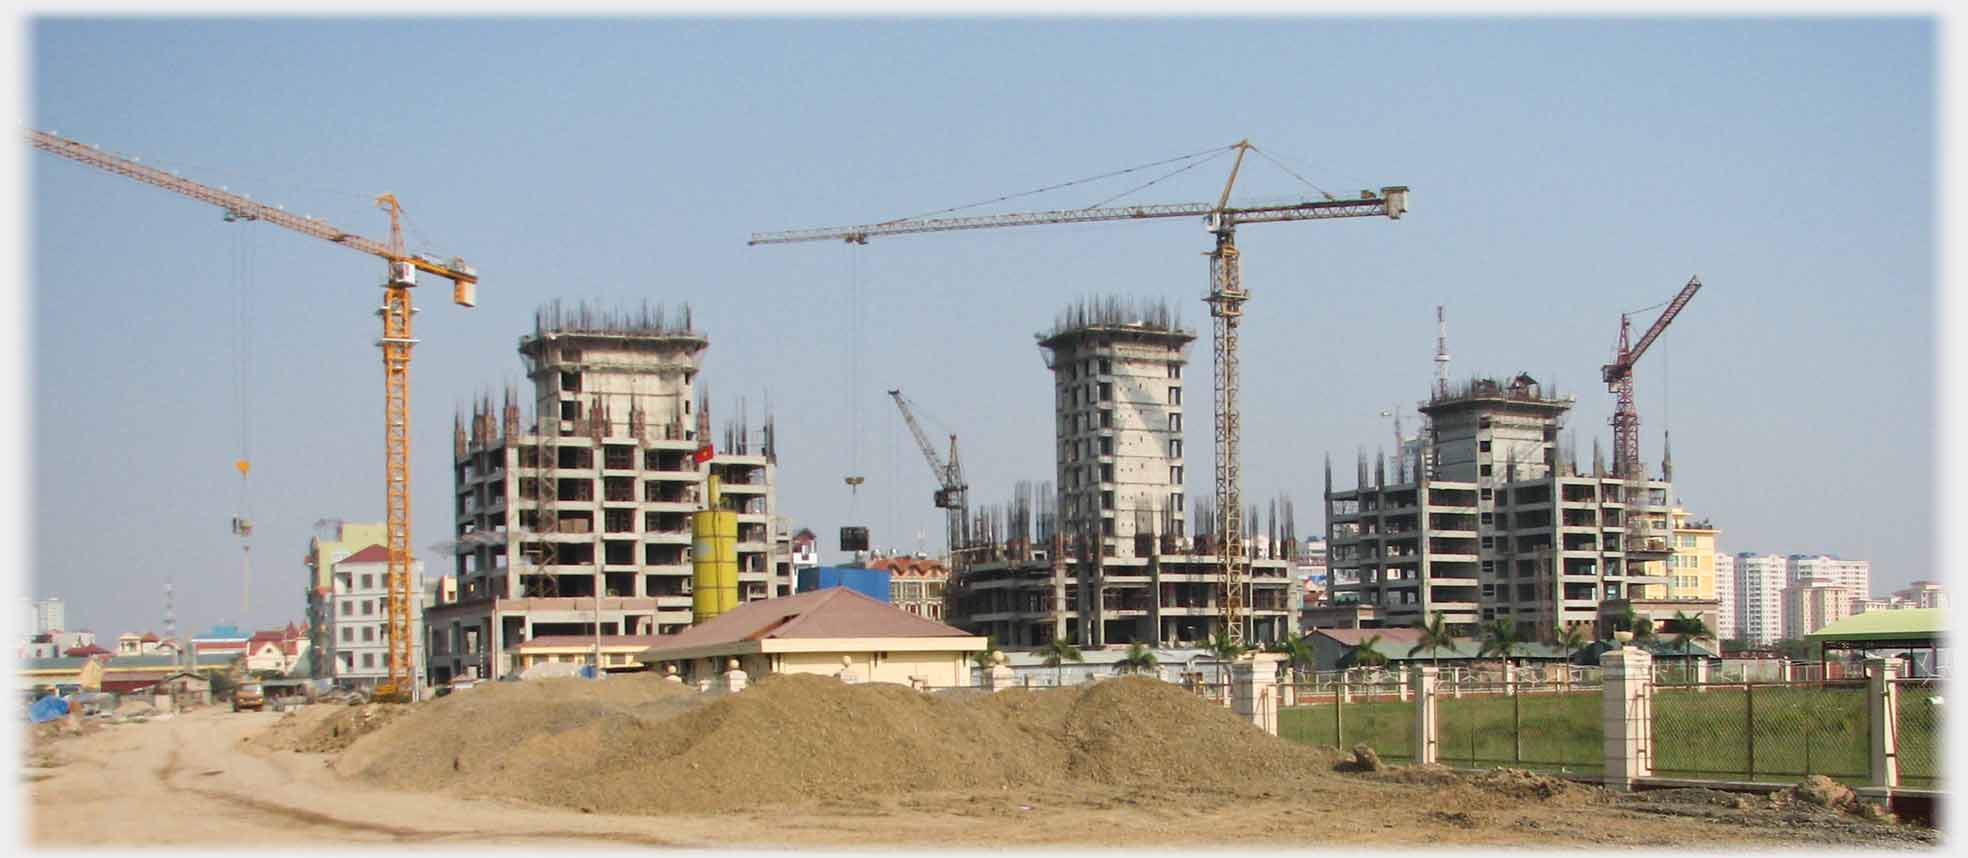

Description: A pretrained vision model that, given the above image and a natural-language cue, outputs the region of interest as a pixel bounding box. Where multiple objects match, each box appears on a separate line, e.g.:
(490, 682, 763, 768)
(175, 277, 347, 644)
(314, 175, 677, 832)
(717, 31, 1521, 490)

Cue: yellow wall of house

(679, 649, 970, 687)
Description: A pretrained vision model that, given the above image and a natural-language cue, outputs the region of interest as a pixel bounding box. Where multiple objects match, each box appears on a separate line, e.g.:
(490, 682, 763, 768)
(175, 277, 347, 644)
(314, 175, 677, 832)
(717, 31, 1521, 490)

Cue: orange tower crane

(29, 129, 478, 702)
(752, 141, 1406, 646)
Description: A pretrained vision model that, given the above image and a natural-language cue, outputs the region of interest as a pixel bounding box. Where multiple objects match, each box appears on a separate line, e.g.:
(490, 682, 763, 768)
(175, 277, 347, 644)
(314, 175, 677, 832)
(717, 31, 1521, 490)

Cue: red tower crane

(1602, 276, 1703, 480)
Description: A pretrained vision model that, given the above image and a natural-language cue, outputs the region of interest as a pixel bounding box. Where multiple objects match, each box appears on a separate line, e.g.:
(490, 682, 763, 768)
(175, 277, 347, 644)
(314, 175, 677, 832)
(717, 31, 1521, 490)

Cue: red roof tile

(644, 587, 972, 658)
(340, 544, 390, 564)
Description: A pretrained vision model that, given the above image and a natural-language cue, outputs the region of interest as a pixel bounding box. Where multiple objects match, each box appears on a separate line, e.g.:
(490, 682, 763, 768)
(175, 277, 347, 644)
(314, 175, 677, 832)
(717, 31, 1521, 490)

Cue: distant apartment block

(1662, 509, 1720, 601)
(1731, 553, 1789, 646)
(327, 545, 426, 690)
(304, 521, 387, 680)
(1783, 578, 1854, 640)
(1788, 554, 1870, 598)
(1713, 553, 1737, 640)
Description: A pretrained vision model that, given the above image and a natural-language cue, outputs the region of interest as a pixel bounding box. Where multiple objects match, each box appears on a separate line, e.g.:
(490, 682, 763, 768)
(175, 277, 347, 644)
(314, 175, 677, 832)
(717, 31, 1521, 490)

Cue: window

(1479, 440, 1492, 453)
(1481, 536, 1494, 549)
(1169, 439, 1182, 458)
(361, 574, 373, 590)
(1480, 512, 1493, 526)
(341, 601, 352, 616)
(362, 626, 374, 642)
(362, 653, 374, 668)
(1479, 464, 1493, 477)
(362, 600, 374, 616)
(1168, 386, 1181, 405)
(1480, 488, 1493, 500)
(1168, 363, 1181, 379)
(1099, 358, 1111, 375)
(1171, 493, 1184, 512)
(1100, 411, 1112, 429)
(341, 627, 353, 642)
(1169, 413, 1182, 432)
(1169, 465, 1183, 485)
(1099, 437, 1113, 456)
(1101, 491, 1114, 511)
(1100, 464, 1114, 483)
(1098, 382, 1112, 402)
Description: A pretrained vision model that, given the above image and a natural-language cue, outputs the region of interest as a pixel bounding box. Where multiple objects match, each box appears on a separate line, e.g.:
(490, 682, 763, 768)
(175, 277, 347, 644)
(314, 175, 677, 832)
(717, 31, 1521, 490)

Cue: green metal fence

(1651, 680, 1870, 783)
(1432, 684, 1604, 773)
(1278, 679, 1414, 761)
(1894, 677, 1945, 788)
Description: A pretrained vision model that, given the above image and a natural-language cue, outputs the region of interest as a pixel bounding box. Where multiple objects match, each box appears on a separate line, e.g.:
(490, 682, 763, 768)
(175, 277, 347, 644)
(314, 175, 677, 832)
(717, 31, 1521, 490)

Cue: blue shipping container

(796, 567, 890, 603)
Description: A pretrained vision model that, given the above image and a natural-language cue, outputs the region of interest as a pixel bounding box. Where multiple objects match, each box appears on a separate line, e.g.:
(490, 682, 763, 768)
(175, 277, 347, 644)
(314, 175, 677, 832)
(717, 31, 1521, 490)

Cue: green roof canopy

(1805, 609, 1947, 643)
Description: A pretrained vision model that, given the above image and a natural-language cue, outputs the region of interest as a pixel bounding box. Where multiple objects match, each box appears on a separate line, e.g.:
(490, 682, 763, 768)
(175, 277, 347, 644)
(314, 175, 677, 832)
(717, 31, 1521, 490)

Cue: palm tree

(1478, 617, 1524, 681)
(1038, 637, 1084, 686)
(1663, 611, 1714, 681)
(970, 635, 1000, 670)
(1408, 612, 1457, 670)
(1206, 628, 1247, 688)
(1553, 622, 1590, 691)
(1341, 633, 1389, 671)
(1114, 641, 1159, 676)
(1273, 634, 1317, 684)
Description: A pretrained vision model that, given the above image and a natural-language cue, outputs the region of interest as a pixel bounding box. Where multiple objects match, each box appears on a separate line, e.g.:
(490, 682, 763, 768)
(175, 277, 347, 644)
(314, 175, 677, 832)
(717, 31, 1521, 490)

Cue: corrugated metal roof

(1806, 608, 1947, 642)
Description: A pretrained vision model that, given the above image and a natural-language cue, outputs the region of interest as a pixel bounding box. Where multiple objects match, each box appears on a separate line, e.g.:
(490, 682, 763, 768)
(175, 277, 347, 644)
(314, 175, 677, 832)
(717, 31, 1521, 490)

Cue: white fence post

(1600, 645, 1653, 790)
(1412, 665, 1438, 765)
(1231, 654, 1282, 736)
(1867, 658, 1900, 788)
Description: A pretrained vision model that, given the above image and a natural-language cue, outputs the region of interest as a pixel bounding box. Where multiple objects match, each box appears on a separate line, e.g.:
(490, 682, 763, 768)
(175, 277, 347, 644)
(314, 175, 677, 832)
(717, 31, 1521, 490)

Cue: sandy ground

(21, 704, 1942, 849)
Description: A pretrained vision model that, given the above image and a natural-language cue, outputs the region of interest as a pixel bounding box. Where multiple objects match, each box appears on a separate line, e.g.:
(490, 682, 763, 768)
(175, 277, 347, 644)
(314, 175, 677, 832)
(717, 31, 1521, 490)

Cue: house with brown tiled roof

(638, 586, 986, 686)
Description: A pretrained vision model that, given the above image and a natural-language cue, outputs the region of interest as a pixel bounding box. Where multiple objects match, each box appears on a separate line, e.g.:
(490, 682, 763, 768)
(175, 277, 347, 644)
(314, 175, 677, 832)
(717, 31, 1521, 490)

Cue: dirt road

(21, 704, 1940, 849)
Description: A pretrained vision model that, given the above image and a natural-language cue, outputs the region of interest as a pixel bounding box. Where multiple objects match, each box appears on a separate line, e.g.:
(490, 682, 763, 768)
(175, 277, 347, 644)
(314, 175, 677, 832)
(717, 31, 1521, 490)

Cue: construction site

(20, 81, 1941, 848)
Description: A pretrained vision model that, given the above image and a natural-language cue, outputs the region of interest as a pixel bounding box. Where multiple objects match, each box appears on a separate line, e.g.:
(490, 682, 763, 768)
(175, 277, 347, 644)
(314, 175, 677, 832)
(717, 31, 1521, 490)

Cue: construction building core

(950, 299, 1294, 649)
(1326, 375, 1674, 640)
(428, 302, 792, 683)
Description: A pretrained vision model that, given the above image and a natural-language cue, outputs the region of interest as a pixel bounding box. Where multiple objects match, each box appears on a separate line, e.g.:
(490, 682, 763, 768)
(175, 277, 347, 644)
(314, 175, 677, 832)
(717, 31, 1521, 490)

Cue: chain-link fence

(1894, 677, 1944, 788)
(1651, 679, 1870, 783)
(1434, 680, 1603, 774)
(1278, 673, 1414, 761)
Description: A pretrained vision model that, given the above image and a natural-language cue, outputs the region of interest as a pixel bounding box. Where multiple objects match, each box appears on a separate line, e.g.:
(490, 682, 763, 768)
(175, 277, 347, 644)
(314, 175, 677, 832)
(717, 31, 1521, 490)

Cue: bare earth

(21, 682, 1942, 850)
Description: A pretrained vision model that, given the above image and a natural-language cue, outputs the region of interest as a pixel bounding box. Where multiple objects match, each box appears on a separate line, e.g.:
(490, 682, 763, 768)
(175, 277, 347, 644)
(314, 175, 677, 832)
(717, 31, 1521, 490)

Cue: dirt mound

(1470, 767, 1577, 801)
(338, 673, 1328, 816)
(266, 704, 412, 753)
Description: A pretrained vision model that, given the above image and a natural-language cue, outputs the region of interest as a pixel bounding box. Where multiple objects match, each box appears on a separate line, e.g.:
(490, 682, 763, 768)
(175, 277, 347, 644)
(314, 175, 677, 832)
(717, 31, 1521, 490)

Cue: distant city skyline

(18, 17, 1938, 641)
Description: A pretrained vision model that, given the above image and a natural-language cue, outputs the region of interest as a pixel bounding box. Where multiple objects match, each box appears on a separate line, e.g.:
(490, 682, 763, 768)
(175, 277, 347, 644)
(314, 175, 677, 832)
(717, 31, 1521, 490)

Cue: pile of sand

(336, 674, 1333, 815)
(260, 704, 414, 753)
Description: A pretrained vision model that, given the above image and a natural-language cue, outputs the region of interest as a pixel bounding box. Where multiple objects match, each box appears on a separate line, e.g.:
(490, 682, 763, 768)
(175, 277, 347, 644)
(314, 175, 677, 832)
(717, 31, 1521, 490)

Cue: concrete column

(1600, 645, 1654, 790)
(1231, 654, 1283, 736)
(1504, 661, 1517, 695)
(1693, 657, 1710, 690)
(1412, 665, 1439, 765)
(721, 659, 749, 693)
(1867, 658, 1900, 788)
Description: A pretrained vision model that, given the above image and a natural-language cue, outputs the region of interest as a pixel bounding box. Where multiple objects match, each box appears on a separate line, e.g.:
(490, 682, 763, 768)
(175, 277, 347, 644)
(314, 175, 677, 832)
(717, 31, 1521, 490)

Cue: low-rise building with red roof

(638, 586, 986, 686)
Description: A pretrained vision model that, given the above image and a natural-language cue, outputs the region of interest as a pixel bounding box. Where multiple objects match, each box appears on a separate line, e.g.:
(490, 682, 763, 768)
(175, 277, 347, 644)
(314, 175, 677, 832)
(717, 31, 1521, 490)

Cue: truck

(231, 682, 264, 712)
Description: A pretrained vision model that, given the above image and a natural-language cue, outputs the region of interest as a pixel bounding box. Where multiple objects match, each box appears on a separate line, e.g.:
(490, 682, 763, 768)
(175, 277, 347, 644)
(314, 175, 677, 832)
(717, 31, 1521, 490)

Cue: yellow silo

(692, 474, 740, 623)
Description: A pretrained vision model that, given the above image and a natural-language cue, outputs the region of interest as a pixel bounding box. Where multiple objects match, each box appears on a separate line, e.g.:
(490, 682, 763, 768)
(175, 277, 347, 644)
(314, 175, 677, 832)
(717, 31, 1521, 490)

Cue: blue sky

(18, 16, 1937, 639)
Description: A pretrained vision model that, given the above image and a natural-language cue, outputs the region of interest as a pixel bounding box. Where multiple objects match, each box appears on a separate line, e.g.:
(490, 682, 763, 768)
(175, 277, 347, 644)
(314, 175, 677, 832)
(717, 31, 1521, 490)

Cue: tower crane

(753, 141, 1406, 646)
(1601, 275, 1701, 559)
(887, 389, 968, 565)
(29, 129, 479, 703)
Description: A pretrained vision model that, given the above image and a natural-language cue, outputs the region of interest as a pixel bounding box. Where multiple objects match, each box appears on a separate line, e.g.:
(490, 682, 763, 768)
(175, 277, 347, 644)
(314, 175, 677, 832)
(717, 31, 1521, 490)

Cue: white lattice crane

(753, 141, 1407, 645)
(30, 129, 478, 702)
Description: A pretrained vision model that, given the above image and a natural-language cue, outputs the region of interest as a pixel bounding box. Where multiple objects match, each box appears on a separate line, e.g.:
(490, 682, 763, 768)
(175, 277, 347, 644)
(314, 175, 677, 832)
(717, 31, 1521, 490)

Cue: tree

(1478, 618, 1525, 679)
(1206, 628, 1247, 687)
(970, 635, 1000, 670)
(1663, 611, 1714, 659)
(1553, 622, 1590, 690)
(1038, 637, 1084, 686)
(1408, 612, 1457, 669)
(1114, 642, 1159, 676)
(1340, 633, 1389, 671)
(1273, 634, 1317, 683)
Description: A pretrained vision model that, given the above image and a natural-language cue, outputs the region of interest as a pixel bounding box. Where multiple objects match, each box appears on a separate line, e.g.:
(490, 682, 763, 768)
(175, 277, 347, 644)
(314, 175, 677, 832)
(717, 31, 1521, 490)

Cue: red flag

(692, 443, 715, 464)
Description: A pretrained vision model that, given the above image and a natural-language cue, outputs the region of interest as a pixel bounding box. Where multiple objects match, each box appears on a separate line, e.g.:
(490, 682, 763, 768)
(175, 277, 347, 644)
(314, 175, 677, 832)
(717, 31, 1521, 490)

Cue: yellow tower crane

(752, 140, 1405, 646)
(29, 129, 478, 702)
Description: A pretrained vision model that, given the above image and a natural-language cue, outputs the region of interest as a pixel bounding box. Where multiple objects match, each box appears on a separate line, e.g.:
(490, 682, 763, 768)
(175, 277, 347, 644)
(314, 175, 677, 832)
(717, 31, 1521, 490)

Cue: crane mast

(888, 390, 969, 564)
(30, 129, 478, 702)
(755, 141, 1406, 646)
(1601, 276, 1701, 563)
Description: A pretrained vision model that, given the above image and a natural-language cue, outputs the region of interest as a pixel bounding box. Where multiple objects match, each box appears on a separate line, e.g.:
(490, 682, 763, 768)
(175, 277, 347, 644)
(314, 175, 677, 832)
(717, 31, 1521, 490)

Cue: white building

(1713, 553, 1736, 641)
(1788, 555, 1869, 598)
(1732, 553, 1788, 646)
(327, 544, 426, 691)
(23, 597, 65, 635)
